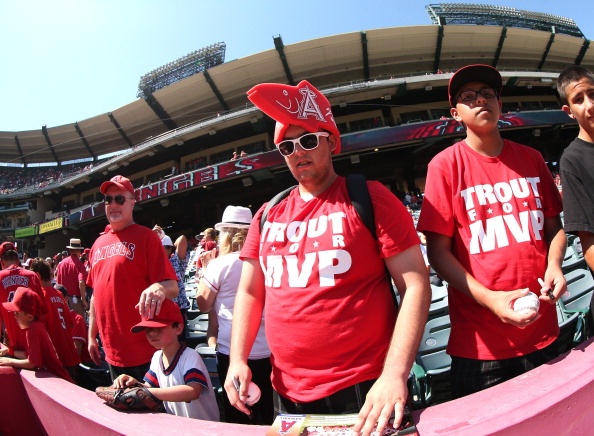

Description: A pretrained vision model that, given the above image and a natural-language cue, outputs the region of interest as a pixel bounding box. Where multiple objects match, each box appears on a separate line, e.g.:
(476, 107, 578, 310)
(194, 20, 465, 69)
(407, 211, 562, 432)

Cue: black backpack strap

(347, 174, 399, 307)
(259, 185, 297, 233)
(346, 174, 376, 239)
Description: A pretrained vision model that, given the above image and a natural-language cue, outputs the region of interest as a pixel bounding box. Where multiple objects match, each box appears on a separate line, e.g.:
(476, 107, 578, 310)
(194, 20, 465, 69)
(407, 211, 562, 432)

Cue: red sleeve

(240, 204, 266, 261)
(416, 155, 455, 237)
(25, 324, 43, 368)
(368, 181, 420, 258)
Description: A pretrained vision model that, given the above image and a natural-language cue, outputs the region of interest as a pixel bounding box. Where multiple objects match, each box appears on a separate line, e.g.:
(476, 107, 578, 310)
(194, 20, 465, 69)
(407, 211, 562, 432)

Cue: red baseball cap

(100, 175, 135, 195)
(448, 64, 502, 107)
(131, 299, 183, 333)
(247, 80, 341, 154)
(0, 241, 16, 257)
(2, 286, 42, 318)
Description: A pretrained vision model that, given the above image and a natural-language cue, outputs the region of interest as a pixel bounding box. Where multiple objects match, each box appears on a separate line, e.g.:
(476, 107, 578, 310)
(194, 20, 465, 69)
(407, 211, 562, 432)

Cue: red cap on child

(131, 299, 183, 333)
(2, 286, 42, 318)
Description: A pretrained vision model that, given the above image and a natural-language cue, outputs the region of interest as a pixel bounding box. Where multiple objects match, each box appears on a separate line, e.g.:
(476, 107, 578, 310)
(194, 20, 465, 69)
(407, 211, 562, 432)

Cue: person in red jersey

(0, 242, 46, 356)
(0, 286, 73, 382)
(30, 258, 80, 377)
(87, 175, 178, 382)
(55, 238, 88, 316)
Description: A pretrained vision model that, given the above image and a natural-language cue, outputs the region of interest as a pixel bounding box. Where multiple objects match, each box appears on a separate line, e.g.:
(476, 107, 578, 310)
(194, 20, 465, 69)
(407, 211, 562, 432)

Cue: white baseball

(245, 382, 261, 406)
(513, 292, 540, 314)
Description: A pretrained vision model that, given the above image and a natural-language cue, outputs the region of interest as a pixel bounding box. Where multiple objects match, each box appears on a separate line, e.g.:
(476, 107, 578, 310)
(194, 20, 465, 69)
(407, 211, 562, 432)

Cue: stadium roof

(1, 23, 593, 165)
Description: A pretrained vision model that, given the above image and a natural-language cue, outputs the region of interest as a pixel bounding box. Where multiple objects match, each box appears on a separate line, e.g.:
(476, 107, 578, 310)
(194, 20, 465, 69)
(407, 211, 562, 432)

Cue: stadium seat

(559, 268, 594, 344)
(555, 301, 581, 354)
(562, 244, 585, 273)
(411, 314, 452, 407)
(429, 284, 448, 319)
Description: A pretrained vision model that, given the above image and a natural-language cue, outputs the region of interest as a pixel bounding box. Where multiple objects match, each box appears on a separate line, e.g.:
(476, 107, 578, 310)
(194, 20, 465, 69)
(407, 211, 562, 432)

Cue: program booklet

(266, 413, 419, 436)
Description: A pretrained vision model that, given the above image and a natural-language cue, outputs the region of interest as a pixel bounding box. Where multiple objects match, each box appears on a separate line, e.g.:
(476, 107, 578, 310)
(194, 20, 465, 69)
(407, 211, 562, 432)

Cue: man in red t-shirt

(417, 65, 566, 398)
(55, 238, 88, 316)
(87, 175, 178, 382)
(224, 81, 431, 436)
(0, 243, 45, 355)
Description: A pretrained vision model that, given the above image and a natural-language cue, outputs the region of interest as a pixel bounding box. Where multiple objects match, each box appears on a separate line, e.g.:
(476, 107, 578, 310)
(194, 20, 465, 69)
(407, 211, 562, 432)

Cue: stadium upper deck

(1, 4, 592, 253)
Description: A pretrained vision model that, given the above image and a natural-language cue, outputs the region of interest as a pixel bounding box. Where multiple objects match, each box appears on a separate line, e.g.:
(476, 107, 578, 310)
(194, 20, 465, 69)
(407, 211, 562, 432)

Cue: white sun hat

(214, 206, 253, 230)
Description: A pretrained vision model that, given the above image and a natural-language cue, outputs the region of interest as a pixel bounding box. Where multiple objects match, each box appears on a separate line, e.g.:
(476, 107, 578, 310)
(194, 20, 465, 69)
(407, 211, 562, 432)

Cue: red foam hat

(131, 299, 184, 333)
(247, 80, 341, 154)
(2, 286, 43, 318)
(100, 175, 135, 195)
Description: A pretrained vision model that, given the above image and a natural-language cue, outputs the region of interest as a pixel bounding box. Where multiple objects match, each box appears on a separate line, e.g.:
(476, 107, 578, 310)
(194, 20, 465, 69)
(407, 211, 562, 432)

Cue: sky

(1, 0, 593, 132)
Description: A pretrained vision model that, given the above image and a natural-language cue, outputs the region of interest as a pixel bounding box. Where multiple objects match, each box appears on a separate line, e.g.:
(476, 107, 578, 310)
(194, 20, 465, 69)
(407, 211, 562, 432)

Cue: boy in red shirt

(0, 286, 73, 382)
(417, 64, 566, 397)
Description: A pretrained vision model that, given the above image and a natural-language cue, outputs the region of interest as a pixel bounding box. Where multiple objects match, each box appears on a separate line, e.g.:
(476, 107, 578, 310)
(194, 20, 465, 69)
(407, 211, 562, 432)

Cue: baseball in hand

(513, 292, 540, 314)
(245, 382, 261, 406)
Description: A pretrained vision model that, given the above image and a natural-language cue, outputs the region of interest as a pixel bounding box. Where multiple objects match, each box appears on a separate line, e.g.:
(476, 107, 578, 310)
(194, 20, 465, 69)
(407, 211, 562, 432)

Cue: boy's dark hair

(29, 257, 52, 282)
(1, 250, 19, 263)
(172, 322, 180, 329)
(557, 65, 594, 105)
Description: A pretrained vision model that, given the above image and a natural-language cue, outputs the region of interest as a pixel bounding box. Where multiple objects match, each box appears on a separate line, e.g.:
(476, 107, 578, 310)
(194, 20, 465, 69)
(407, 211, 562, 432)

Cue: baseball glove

(96, 382, 164, 412)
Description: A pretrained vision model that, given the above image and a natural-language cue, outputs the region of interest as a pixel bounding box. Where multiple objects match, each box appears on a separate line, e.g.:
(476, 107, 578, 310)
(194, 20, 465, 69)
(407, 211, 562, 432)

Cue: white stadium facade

(1, 3, 592, 255)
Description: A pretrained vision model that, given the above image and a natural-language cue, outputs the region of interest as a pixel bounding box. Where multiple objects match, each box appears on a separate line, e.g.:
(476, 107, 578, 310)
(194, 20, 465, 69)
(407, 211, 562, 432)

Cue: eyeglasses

(457, 88, 498, 103)
(276, 132, 330, 157)
(104, 195, 134, 205)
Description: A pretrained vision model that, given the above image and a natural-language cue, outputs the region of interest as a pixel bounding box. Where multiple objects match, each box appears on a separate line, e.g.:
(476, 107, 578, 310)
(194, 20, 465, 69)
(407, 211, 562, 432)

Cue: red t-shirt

(56, 255, 87, 297)
(417, 139, 562, 359)
(42, 285, 80, 367)
(71, 311, 93, 364)
(0, 266, 45, 351)
(241, 176, 419, 402)
(87, 224, 178, 366)
(26, 320, 73, 382)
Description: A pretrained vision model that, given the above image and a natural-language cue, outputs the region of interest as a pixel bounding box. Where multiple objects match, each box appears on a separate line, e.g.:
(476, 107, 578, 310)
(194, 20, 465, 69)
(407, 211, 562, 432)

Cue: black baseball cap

(448, 64, 502, 107)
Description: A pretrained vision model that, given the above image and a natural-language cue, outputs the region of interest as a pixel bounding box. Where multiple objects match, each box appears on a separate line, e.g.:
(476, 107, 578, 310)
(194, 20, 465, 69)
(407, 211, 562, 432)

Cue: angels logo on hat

(247, 80, 341, 154)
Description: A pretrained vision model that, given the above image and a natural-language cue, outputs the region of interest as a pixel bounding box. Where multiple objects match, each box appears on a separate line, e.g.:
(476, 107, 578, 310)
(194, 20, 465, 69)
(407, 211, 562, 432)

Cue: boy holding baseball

(111, 298, 219, 421)
(417, 64, 566, 397)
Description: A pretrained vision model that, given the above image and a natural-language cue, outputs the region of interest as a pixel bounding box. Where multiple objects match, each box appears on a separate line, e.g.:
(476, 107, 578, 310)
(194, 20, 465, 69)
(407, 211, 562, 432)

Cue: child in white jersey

(112, 299, 219, 421)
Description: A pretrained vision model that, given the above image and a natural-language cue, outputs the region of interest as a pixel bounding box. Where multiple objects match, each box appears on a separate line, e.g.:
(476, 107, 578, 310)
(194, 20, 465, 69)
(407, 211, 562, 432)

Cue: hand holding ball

(245, 382, 261, 406)
(513, 292, 540, 314)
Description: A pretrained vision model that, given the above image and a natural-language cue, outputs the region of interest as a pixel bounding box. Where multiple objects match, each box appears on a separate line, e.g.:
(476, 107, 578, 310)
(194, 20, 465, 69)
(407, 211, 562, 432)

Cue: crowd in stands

(0, 163, 92, 194)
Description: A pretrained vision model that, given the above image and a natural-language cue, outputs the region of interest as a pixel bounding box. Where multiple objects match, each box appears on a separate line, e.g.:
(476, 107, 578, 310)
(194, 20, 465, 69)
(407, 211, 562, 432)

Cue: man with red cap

(225, 81, 430, 435)
(418, 65, 565, 398)
(86, 175, 178, 381)
(0, 242, 45, 357)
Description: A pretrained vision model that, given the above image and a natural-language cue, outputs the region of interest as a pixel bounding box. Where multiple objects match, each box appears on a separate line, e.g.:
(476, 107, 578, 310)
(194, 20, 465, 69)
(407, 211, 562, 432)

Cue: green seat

(410, 315, 451, 408)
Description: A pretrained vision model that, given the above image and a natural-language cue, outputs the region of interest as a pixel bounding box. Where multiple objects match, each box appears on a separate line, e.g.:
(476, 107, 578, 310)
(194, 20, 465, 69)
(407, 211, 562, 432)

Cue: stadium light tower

(425, 3, 584, 38)
(137, 42, 226, 98)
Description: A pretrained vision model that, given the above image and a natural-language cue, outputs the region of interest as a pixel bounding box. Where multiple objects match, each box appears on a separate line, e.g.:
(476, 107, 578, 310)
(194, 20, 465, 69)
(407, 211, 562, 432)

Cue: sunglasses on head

(276, 132, 330, 157)
(104, 195, 134, 205)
